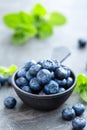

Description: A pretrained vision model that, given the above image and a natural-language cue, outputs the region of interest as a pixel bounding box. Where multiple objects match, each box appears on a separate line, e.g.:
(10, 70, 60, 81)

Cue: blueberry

(44, 80, 59, 94)
(24, 60, 36, 71)
(41, 60, 56, 71)
(29, 64, 41, 76)
(78, 39, 87, 48)
(16, 77, 28, 87)
(63, 66, 71, 77)
(7, 75, 12, 86)
(55, 79, 67, 87)
(58, 87, 65, 93)
(66, 77, 73, 87)
(4, 97, 17, 109)
(0, 75, 6, 86)
(22, 86, 32, 93)
(29, 77, 41, 93)
(62, 107, 76, 121)
(72, 103, 85, 116)
(72, 117, 86, 130)
(17, 68, 26, 77)
(55, 67, 68, 80)
(52, 60, 60, 69)
(37, 60, 44, 66)
(26, 71, 33, 81)
(50, 71, 55, 79)
(37, 69, 51, 84)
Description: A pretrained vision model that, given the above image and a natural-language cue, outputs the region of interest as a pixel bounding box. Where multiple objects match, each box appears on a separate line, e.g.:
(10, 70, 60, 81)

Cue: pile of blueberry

(15, 59, 74, 95)
(62, 103, 86, 130)
(0, 75, 12, 87)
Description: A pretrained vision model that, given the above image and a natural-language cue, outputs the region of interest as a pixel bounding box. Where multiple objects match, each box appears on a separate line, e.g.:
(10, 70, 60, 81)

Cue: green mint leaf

(19, 11, 34, 24)
(49, 12, 66, 26)
(11, 24, 37, 45)
(3, 14, 21, 29)
(0, 65, 17, 77)
(15, 24, 37, 37)
(80, 89, 87, 102)
(9, 65, 18, 75)
(37, 22, 53, 39)
(11, 32, 30, 45)
(0, 67, 9, 76)
(31, 3, 47, 16)
(74, 74, 87, 93)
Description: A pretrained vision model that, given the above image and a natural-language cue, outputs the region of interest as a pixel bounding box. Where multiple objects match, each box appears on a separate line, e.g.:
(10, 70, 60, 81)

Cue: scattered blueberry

(4, 97, 17, 109)
(62, 107, 76, 121)
(72, 117, 86, 130)
(16, 77, 28, 87)
(55, 67, 68, 80)
(58, 87, 65, 93)
(29, 64, 41, 76)
(44, 80, 59, 94)
(7, 75, 12, 86)
(72, 103, 85, 116)
(0, 75, 6, 86)
(26, 71, 33, 81)
(29, 77, 41, 93)
(37, 69, 51, 84)
(22, 86, 32, 93)
(78, 39, 87, 48)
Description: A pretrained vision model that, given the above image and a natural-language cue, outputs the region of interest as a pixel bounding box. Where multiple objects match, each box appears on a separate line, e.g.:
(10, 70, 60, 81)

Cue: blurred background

(0, 0, 87, 74)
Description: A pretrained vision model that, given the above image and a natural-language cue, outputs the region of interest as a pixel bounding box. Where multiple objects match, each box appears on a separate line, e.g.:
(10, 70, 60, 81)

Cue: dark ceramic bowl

(12, 69, 76, 111)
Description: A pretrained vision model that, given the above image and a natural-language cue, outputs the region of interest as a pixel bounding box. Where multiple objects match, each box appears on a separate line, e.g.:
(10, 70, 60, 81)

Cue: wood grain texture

(0, 0, 87, 130)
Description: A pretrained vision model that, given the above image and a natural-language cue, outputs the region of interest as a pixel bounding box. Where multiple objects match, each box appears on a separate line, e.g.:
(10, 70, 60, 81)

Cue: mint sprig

(3, 3, 66, 45)
(0, 65, 17, 77)
(74, 74, 87, 102)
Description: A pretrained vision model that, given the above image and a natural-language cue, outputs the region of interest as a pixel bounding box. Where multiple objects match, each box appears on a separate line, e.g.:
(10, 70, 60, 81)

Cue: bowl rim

(12, 67, 76, 99)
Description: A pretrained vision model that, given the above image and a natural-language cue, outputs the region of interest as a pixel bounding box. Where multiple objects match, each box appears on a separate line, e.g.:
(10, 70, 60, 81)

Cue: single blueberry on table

(37, 69, 51, 84)
(72, 103, 85, 116)
(66, 77, 73, 87)
(29, 64, 41, 76)
(58, 87, 65, 93)
(17, 68, 26, 77)
(78, 39, 87, 48)
(55, 67, 68, 80)
(62, 107, 76, 121)
(72, 117, 86, 130)
(0, 75, 6, 86)
(4, 97, 17, 109)
(44, 80, 59, 94)
(26, 71, 33, 81)
(7, 75, 12, 86)
(24, 60, 36, 71)
(29, 77, 41, 93)
(22, 86, 32, 93)
(16, 77, 28, 87)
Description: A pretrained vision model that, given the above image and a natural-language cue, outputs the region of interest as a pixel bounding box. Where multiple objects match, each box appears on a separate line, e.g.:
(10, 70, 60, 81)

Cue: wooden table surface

(0, 0, 87, 130)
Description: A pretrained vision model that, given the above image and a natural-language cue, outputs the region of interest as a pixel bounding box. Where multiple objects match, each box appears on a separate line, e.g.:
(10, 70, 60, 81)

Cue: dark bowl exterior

(12, 70, 76, 110)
